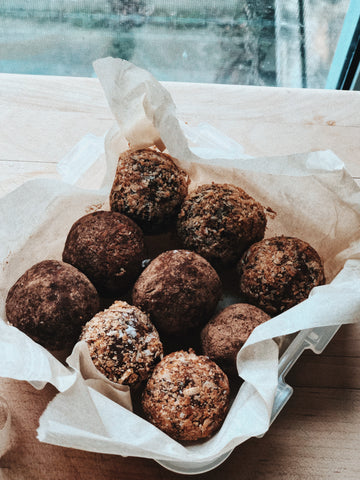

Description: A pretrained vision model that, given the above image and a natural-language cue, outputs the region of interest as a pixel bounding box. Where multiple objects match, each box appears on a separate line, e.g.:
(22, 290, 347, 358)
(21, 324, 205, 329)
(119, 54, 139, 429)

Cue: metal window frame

(326, 0, 360, 90)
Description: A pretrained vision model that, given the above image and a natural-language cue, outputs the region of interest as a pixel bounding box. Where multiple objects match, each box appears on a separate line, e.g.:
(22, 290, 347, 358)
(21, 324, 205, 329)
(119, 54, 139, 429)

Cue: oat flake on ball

(110, 148, 189, 232)
(80, 300, 163, 387)
(5, 260, 100, 350)
(142, 349, 230, 442)
(132, 249, 222, 336)
(177, 183, 267, 266)
(63, 210, 145, 296)
(238, 235, 325, 316)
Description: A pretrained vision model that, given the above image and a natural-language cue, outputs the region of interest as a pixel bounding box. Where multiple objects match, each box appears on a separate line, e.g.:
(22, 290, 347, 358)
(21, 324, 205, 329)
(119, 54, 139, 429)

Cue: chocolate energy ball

(132, 249, 222, 336)
(5, 260, 100, 350)
(142, 349, 230, 441)
(63, 210, 145, 296)
(177, 183, 267, 266)
(80, 300, 163, 387)
(109, 148, 189, 232)
(238, 236, 325, 316)
(201, 303, 270, 376)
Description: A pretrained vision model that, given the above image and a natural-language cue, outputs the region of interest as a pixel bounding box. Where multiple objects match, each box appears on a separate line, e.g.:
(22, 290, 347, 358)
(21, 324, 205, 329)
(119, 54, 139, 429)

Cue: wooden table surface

(0, 74, 360, 480)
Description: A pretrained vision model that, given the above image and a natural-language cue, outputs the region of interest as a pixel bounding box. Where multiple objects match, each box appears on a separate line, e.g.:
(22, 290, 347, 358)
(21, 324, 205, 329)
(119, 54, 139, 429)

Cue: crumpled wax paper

(1, 57, 360, 466)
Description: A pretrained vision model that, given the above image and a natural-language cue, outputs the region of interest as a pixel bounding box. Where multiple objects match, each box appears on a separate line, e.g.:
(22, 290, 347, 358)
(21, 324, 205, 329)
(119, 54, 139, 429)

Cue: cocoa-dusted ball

(63, 210, 145, 296)
(132, 249, 222, 335)
(238, 236, 325, 316)
(110, 148, 189, 232)
(80, 301, 163, 387)
(177, 183, 267, 266)
(5, 260, 100, 350)
(201, 303, 270, 376)
(142, 349, 230, 441)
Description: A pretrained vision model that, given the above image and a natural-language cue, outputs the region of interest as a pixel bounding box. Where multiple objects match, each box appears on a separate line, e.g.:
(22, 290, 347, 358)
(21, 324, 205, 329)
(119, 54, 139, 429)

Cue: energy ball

(201, 303, 270, 376)
(132, 249, 222, 336)
(80, 300, 163, 387)
(109, 148, 189, 232)
(5, 260, 100, 350)
(177, 183, 267, 266)
(238, 236, 325, 316)
(142, 349, 230, 441)
(63, 210, 145, 296)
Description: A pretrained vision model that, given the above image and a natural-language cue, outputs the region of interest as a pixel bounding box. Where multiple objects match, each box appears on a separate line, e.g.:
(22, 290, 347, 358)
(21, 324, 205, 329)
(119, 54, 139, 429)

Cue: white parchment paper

(1, 57, 360, 466)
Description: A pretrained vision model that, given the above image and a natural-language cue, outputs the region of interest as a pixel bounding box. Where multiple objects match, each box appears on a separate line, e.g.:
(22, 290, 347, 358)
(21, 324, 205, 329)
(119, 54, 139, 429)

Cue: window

(326, 0, 360, 89)
(0, 1, 356, 88)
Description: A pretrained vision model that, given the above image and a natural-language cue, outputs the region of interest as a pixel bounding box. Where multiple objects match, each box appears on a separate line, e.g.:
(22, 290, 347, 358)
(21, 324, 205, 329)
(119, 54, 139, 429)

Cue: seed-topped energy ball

(201, 303, 270, 376)
(80, 300, 163, 387)
(110, 148, 189, 232)
(5, 260, 100, 350)
(142, 349, 230, 441)
(132, 249, 222, 336)
(238, 236, 325, 316)
(177, 183, 267, 266)
(63, 210, 145, 296)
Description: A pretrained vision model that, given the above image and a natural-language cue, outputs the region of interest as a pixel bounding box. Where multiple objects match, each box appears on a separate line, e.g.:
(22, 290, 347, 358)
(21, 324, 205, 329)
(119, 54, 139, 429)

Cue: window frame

(325, 0, 360, 90)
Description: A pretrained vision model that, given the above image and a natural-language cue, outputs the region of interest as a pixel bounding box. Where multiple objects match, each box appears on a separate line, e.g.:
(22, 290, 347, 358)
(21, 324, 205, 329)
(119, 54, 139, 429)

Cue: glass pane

(0, 0, 352, 88)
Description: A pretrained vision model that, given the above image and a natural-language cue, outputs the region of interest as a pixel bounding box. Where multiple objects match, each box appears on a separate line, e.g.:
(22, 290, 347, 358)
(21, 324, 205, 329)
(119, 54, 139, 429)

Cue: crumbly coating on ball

(5, 260, 100, 350)
(238, 236, 325, 315)
(110, 148, 189, 232)
(201, 303, 270, 375)
(63, 210, 145, 296)
(132, 249, 222, 335)
(177, 183, 267, 265)
(80, 301, 163, 387)
(142, 350, 230, 441)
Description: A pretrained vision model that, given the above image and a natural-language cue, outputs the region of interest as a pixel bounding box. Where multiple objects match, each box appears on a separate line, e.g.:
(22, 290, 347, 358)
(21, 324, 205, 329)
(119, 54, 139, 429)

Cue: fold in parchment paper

(1, 57, 360, 465)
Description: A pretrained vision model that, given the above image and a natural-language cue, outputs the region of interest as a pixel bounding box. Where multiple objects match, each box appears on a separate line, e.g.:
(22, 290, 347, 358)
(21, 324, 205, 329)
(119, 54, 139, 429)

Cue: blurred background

(0, 0, 358, 89)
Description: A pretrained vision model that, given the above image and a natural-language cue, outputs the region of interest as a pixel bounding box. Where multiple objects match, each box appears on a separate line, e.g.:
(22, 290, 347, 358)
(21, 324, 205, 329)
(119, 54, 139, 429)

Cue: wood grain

(1, 379, 359, 480)
(0, 74, 360, 479)
(1, 74, 360, 173)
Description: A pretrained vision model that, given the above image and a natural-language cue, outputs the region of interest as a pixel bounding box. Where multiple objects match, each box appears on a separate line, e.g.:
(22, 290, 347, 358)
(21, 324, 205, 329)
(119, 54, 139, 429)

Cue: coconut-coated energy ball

(5, 260, 100, 350)
(62, 210, 145, 296)
(142, 349, 230, 441)
(201, 303, 270, 376)
(132, 249, 222, 335)
(110, 148, 189, 232)
(80, 301, 163, 387)
(238, 236, 325, 316)
(177, 183, 267, 266)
